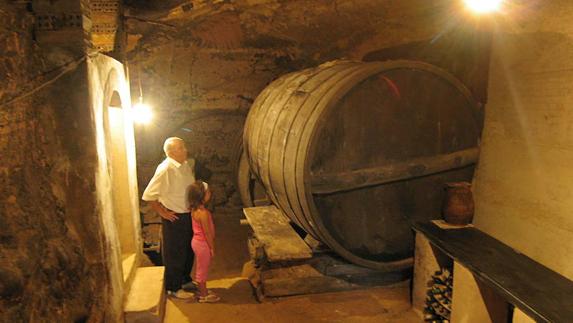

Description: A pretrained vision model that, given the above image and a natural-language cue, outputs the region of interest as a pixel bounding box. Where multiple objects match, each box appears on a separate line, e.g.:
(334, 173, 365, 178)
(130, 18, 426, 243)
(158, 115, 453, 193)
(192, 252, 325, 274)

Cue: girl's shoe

(198, 293, 220, 303)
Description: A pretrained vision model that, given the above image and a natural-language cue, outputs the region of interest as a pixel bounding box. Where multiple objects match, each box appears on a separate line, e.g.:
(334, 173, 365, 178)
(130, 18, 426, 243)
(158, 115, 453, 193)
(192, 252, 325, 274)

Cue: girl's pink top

(192, 208, 215, 241)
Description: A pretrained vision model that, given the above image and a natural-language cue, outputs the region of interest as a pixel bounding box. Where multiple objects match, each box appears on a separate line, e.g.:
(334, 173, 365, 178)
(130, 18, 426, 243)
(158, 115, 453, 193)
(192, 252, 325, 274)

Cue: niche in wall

(104, 88, 138, 284)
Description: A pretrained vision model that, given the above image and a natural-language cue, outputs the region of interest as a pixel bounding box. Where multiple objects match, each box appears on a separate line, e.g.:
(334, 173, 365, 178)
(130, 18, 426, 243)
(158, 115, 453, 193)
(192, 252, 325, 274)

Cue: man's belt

(163, 205, 190, 215)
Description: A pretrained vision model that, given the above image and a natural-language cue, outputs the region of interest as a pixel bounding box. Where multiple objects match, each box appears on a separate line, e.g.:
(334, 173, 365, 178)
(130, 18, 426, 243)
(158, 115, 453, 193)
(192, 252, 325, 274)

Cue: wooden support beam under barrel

(311, 147, 479, 194)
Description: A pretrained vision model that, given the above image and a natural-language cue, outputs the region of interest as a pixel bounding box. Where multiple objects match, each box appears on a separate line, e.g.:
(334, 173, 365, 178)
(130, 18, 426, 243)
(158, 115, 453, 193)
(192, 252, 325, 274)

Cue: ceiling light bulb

(464, 0, 502, 13)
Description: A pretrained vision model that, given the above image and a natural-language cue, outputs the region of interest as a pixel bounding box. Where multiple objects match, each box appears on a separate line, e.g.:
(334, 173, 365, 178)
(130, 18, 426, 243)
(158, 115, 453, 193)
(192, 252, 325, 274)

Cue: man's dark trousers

(162, 213, 194, 292)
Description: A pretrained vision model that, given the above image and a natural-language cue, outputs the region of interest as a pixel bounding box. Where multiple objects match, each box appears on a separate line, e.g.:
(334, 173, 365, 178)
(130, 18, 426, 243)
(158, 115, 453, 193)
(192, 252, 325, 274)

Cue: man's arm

(142, 164, 179, 222)
(148, 200, 179, 222)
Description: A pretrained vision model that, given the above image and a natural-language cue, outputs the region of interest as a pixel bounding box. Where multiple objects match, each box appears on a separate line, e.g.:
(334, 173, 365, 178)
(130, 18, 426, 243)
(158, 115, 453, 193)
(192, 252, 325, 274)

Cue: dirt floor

(162, 209, 420, 323)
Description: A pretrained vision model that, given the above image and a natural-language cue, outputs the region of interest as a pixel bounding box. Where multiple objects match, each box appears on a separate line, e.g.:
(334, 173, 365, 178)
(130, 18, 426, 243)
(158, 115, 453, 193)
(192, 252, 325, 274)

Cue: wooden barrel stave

(246, 72, 297, 204)
(253, 69, 320, 232)
(245, 73, 289, 180)
(270, 62, 361, 240)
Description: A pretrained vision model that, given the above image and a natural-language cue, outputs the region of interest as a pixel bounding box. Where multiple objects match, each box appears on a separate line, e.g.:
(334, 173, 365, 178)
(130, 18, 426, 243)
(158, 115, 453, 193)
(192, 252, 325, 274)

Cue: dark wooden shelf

(413, 221, 573, 323)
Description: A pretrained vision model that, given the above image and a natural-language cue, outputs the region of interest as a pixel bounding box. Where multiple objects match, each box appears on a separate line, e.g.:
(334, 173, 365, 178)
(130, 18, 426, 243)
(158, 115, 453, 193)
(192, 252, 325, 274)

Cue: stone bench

(412, 221, 573, 323)
(124, 266, 166, 323)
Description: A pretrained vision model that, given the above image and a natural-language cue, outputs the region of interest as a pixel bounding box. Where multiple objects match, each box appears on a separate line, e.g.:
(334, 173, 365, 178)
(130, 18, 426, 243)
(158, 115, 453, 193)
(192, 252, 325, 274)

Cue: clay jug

(442, 182, 474, 225)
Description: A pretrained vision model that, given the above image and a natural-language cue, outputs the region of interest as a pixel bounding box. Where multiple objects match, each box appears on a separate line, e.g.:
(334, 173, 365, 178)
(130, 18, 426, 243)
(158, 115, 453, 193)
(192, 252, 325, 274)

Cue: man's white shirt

(142, 157, 196, 213)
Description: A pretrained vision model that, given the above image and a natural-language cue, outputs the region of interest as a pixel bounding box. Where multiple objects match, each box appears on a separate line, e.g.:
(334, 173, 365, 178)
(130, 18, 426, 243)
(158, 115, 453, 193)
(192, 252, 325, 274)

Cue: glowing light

(132, 102, 152, 124)
(464, 0, 502, 13)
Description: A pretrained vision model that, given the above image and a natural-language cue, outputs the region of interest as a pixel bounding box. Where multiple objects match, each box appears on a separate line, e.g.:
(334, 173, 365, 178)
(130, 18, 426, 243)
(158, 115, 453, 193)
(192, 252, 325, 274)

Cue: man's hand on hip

(160, 209, 179, 222)
(148, 200, 179, 222)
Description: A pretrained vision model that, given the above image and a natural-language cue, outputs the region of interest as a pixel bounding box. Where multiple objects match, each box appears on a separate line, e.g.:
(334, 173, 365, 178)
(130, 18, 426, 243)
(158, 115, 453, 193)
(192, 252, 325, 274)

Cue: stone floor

(160, 209, 420, 323)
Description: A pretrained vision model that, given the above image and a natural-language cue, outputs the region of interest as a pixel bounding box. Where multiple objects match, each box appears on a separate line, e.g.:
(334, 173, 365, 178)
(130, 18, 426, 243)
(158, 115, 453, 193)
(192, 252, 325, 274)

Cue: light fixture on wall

(132, 69, 153, 124)
(463, 0, 502, 14)
(132, 98, 152, 124)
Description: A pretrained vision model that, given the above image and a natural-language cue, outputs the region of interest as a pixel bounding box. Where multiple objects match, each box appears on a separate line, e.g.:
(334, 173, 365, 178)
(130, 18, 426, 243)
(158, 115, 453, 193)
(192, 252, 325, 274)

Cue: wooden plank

(262, 263, 323, 280)
(263, 275, 358, 297)
(307, 253, 389, 276)
(261, 264, 408, 297)
(413, 221, 573, 323)
(261, 264, 359, 297)
(311, 147, 479, 194)
(243, 206, 312, 262)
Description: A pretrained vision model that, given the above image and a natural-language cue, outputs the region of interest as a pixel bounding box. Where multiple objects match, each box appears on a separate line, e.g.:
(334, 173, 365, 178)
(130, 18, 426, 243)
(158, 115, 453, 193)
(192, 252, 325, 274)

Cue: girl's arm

(198, 209, 215, 256)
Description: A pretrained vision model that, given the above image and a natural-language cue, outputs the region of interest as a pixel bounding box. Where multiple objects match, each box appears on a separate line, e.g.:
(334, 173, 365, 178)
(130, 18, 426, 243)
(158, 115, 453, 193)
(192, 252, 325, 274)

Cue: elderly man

(142, 137, 198, 299)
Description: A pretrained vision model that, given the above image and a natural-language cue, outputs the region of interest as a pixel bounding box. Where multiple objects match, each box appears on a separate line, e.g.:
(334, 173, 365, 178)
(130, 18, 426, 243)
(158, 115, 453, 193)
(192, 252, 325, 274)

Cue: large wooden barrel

(243, 60, 482, 270)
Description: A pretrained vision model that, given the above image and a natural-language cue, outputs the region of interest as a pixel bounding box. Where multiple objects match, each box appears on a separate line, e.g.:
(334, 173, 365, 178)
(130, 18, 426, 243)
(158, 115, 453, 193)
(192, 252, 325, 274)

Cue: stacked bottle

(424, 269, 453, 322)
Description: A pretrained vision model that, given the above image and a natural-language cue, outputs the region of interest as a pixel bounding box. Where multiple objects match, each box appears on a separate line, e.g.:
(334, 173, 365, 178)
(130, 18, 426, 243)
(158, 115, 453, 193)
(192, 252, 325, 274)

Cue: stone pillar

(450, 262, 508, 323)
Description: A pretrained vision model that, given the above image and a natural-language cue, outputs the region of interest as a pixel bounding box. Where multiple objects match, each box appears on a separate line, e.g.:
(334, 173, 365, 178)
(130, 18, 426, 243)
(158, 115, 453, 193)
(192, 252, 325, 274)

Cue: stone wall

(126, 0, 488, 210)
(473, 1, 573, 280)
(0, 3, 119, 322)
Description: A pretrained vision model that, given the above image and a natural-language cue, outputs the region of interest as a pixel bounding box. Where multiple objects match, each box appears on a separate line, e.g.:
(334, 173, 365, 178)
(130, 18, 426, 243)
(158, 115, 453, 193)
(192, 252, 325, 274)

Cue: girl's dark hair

(188, 180, 206, 210)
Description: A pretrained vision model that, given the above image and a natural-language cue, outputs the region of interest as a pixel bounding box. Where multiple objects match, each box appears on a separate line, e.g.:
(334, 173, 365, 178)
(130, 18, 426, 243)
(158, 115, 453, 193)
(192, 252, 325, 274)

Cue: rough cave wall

(472, 0, 573, 280)
(127, 0, 491, 210)
(0, 2, 123, 322)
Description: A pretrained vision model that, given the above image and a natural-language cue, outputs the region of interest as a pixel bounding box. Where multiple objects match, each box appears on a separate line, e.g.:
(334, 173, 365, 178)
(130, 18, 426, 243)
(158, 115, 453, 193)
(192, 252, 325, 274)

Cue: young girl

(188, 181, 220, 303)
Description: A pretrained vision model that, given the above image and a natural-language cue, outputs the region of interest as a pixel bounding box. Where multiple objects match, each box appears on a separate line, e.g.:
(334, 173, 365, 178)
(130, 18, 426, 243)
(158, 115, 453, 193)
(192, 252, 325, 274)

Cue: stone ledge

(124, 266, 165, 323)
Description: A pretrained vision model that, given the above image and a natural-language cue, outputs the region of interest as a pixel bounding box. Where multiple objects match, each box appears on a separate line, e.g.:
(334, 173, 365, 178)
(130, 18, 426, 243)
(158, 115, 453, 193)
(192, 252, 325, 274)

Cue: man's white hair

(163, 137, 183, 156)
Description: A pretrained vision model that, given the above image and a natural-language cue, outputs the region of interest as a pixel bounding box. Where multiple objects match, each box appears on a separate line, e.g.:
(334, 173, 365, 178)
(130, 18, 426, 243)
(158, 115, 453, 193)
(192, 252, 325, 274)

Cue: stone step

(124, 266, 166, 323)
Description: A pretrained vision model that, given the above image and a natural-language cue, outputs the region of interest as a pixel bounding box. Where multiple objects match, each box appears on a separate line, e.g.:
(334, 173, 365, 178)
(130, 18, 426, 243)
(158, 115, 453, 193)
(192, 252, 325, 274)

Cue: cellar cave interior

(1, 0, 572, 322)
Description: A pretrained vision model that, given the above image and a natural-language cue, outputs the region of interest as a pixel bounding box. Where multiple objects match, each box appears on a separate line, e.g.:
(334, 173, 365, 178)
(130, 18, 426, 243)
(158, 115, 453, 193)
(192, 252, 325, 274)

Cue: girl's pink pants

(191, 239, 212, 283)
